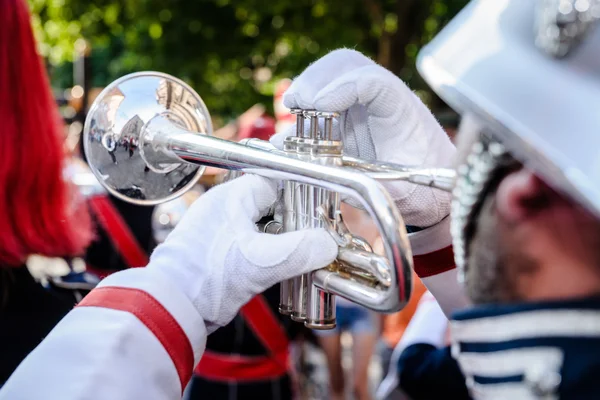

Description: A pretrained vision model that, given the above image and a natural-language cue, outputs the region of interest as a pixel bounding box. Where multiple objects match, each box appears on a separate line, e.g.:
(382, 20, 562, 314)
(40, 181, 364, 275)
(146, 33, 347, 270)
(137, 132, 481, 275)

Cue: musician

(0, 0, 93, 386)
(3, 2, 600, 400)
(272, 1, 600, 398)
(411, 1, 600, 397)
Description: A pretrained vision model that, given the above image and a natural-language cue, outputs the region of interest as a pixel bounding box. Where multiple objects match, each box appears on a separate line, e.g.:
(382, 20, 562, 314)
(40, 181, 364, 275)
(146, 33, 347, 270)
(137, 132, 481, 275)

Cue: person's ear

(495, 169, 548, 223)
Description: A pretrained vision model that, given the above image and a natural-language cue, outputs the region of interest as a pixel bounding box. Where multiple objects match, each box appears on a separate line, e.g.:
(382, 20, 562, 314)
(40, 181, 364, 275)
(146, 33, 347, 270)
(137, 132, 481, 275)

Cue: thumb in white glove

(147, 175, 338, 332)
(272, 49, 455, 228)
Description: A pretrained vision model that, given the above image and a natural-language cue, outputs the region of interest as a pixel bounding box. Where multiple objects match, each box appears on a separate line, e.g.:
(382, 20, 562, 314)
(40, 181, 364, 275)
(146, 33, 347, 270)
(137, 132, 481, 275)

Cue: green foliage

(30, 0, 468, 121)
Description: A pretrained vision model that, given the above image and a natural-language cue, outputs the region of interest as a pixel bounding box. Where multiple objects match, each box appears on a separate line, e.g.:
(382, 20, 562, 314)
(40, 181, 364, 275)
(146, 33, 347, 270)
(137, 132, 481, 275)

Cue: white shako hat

(416, 0, 600, 278)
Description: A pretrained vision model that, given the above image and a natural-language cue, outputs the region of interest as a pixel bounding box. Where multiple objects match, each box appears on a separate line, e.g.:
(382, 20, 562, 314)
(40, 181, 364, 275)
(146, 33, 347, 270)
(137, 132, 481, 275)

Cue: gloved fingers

(313, 64, 412, 120)
(239, 228, 338, 278)
(198, 174, 279, 230)
(269, 124, 295, 150)
(269, 132, 285, 150)
(232, 175, 280, 224)
(283, 49, 375, 110)
(336, 104, 375, 159)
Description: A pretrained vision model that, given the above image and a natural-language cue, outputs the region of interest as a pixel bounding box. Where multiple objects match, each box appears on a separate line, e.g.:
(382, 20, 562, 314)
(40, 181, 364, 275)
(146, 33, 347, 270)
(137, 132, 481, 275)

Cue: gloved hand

(147, 174, 338, 333)
(270, 49, 455, 228)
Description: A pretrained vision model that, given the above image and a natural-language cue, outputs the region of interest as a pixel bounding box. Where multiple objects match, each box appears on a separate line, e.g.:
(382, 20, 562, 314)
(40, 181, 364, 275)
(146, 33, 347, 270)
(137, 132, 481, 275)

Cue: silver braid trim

(451, 137, 510, 284)
(536, 0, 600, 58)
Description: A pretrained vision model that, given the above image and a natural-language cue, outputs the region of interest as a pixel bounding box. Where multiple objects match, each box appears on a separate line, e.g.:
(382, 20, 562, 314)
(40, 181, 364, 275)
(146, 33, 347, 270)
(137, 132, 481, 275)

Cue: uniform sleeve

(0, 268, 207, 400)
(397, 344, 470, 400)
(377, 292, 451, 399)
(409, 217, 471, 317)
(392, 293, 470, 399)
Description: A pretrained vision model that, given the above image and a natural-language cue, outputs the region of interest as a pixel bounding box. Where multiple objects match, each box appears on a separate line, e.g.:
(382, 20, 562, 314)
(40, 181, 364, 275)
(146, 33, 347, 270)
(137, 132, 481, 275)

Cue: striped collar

(452, 296, 600, 342)
(450, 296, 600, 399)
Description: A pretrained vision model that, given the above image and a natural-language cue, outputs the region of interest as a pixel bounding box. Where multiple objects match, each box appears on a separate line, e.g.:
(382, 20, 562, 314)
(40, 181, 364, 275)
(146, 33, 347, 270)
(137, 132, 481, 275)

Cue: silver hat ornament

(535, 0, 600, 57)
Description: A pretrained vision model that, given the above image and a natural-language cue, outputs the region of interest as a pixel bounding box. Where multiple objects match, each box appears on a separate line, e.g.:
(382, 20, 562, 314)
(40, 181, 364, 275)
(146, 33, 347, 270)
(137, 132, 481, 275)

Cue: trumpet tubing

(83, 72, 454, 330)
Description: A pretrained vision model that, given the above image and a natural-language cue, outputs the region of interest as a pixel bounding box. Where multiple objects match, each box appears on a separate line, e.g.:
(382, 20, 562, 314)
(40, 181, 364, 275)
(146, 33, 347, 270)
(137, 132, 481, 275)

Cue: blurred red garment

(0, 0, 93, 387)
(0, 0, 92, 266)
(381, 273, 428, 348)
(237, 114, 276, 141)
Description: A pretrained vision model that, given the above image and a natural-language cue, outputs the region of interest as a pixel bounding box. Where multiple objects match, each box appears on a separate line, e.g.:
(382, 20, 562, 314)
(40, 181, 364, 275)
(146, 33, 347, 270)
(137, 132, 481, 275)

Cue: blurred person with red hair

(0, 0, 93, 386)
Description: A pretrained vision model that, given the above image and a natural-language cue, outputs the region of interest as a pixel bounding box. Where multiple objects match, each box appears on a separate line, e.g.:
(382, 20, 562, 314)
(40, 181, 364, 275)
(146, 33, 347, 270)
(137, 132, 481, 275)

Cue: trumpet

(83, 72, 455, 329)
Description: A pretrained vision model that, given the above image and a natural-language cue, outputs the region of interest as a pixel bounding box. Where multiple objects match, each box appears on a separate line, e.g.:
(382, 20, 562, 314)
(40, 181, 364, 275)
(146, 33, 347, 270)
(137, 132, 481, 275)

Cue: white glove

(271, 49, 455, 228)
(147, 175, 338, 333)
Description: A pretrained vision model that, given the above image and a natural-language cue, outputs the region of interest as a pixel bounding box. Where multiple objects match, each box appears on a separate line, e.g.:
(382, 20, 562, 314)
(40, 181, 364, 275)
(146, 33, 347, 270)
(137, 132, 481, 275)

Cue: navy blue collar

(449, 295, 600, 398)
(452, 294, 600, 321)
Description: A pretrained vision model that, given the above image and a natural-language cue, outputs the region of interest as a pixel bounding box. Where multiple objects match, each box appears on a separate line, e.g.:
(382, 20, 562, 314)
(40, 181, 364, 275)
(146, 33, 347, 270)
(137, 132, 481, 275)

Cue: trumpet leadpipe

(236, 141, 456, 192)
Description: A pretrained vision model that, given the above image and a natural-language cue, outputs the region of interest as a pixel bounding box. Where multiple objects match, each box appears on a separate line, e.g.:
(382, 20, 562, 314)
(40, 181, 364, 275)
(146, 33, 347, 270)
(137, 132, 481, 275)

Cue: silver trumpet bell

(84, 72, 455, 329)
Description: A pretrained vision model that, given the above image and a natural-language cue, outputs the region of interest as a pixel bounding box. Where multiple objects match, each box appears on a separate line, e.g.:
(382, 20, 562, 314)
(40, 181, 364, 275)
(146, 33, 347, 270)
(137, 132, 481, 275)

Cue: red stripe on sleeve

(413, 245, 456, 278)
(78, 287, 193, 392)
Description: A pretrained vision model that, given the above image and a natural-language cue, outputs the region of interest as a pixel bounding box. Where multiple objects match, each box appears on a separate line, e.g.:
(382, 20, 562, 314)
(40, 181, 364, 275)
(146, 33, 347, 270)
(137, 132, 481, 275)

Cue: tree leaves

(30, 0, 468, 121)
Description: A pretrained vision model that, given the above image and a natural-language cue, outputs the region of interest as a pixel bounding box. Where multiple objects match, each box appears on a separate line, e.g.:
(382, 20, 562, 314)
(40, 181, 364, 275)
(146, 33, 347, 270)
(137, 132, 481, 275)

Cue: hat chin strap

(451, 134, 514, 286)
